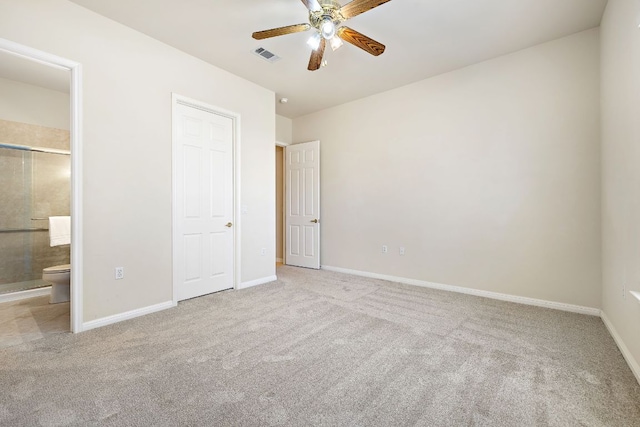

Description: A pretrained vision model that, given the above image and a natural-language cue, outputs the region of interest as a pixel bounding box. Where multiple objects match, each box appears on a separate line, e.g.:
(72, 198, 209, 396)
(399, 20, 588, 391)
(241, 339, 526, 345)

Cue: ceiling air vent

(253, 47, 281, 63)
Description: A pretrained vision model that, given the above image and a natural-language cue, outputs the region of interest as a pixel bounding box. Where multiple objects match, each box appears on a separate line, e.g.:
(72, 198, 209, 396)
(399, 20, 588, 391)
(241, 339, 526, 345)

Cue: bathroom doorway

(0, 39, 83, 334)
(0, 144, 71, 294)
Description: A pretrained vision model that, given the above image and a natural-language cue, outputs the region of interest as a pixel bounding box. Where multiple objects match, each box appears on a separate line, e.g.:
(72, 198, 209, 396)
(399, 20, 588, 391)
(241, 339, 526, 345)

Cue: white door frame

(171, 93, 241, 304)
(0, 38, 84, 333)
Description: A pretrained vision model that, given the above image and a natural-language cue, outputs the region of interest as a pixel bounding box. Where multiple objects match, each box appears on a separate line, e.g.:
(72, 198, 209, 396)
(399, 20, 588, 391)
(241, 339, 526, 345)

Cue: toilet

(42, 264, 71, 304)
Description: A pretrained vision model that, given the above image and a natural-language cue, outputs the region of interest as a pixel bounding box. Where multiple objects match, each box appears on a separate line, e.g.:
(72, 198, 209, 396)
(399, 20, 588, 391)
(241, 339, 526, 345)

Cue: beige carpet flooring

(1, 265, 639, 426)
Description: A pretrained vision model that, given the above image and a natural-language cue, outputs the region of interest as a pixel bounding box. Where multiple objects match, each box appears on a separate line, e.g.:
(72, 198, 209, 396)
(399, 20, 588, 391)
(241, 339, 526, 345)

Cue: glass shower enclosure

(0, 144, 70, 295)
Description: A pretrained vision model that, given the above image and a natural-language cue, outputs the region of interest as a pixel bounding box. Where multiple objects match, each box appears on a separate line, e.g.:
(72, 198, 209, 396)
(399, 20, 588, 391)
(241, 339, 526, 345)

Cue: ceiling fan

(252, 0, 392, 71)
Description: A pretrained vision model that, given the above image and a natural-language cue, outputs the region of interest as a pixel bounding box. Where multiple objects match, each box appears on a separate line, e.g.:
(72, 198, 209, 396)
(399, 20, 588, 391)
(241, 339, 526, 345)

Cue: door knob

(225, 222, 233, 228)
(310, 219, 319, 224)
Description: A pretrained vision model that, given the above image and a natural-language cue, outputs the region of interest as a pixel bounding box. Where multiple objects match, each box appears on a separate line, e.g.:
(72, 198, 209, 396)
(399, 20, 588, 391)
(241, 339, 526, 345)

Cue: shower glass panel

(0, 147, 70, 295)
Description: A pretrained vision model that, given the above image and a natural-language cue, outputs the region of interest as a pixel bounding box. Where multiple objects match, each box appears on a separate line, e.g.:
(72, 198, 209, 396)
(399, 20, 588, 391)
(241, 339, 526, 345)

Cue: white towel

(49, 216, 71, 247)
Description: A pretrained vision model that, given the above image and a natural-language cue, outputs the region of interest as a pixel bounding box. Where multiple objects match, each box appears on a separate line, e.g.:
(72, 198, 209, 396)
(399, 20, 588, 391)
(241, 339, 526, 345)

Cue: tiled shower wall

(0, 119, 70, 285)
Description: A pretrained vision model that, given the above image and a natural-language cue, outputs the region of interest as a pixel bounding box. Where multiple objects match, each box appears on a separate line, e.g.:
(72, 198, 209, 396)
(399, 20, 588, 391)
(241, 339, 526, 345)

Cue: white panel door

(175, 103, 234, 301)
(285, 141, 320, 269)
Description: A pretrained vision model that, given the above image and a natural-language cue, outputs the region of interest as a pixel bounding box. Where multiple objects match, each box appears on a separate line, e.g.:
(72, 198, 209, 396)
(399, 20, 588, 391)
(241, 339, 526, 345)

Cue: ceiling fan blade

(252, 23, 311, 40)
(300, 0, 322, 12)
(339, 0, 392, 20)
(337, 27, 385, 56)
(308, 38, 326, 71)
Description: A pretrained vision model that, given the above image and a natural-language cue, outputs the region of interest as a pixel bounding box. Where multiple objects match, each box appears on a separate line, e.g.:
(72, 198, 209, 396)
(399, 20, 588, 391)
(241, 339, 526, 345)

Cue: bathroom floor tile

(0, 295, 69, 349)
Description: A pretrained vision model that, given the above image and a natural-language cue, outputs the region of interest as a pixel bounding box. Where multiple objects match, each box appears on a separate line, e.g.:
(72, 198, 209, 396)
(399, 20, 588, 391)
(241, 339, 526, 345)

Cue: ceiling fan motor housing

(309, 0, 344, 36)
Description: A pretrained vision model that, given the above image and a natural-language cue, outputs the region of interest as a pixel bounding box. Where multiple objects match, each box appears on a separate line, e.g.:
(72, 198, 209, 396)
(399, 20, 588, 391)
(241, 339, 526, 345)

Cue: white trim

(0, 286, 52, 304)
(70, 56, 83, 334)
(234, 114, 242, 290)
(630, 290, 640, 303)
(0, 38, 84, 333)
(601, 311, 640, 385)
(83, 301, 176, 332)
(171, 94, 241, 304)
(238, 275, 277, 290)
(171, 95, 179, 304)
(321, 266, 601, 316)
(277, 144, 286, 265)
(282, 144, 286, 264)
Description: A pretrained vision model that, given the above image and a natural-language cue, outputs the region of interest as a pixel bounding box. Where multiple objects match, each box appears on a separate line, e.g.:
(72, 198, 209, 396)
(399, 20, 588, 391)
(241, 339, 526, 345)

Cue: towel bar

(32, 217, 69, 220)
(0, 228, 48, 233)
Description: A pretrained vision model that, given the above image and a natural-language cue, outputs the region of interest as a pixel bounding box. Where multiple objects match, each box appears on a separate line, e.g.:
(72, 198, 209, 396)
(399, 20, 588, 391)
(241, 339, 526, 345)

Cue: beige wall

(294, 29, 601, 308)
(0, 0, 275, 322)
(0, 77, 70, 130)
(600, 0, 640, 377)
(276, 115, 292, 144)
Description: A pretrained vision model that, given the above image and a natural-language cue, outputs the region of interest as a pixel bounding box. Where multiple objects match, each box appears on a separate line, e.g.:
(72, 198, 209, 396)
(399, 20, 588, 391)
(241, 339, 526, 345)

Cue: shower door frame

(0, 38, 84, 333)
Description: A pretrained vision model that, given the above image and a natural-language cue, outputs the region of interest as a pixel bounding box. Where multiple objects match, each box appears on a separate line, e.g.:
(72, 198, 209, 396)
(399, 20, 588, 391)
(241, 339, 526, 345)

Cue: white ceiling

(69, 0, 607, 118)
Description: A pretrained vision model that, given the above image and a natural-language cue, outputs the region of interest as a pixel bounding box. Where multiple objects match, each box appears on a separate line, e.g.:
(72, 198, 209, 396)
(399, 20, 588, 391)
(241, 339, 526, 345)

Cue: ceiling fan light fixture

(320, 18, 336, 40)
(307, 32, 322, 50)
(330, 36, 343, 51)
(251, 0, 392, 71)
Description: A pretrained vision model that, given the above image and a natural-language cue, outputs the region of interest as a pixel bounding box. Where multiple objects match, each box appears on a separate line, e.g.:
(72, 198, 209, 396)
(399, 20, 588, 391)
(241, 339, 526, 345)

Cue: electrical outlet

(382, 245, 388, 254)
(261, 248, 266, 256)
(399, 247, 405, 256)
(115, 267, 124, 280)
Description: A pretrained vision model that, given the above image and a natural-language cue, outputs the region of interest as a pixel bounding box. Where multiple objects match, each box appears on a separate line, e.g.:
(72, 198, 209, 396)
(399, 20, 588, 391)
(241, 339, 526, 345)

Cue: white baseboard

(321, 266, 601, 317)
(0, 286, 52, 304)
(276, 258, 283, 263)
(82, 300, 176, 332)
(238, 275, 277, 290)
(600, 311, 640, 385)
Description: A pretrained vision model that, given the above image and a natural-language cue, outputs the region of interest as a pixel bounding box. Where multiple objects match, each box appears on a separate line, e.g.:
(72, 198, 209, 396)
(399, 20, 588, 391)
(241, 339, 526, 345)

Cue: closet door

(174, 102, 234, 300)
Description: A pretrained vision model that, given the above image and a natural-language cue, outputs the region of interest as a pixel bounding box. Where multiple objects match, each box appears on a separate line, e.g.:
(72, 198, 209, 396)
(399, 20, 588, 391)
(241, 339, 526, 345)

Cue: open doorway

(0, 39, 82, 336)
(276, 140, 321, 269)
